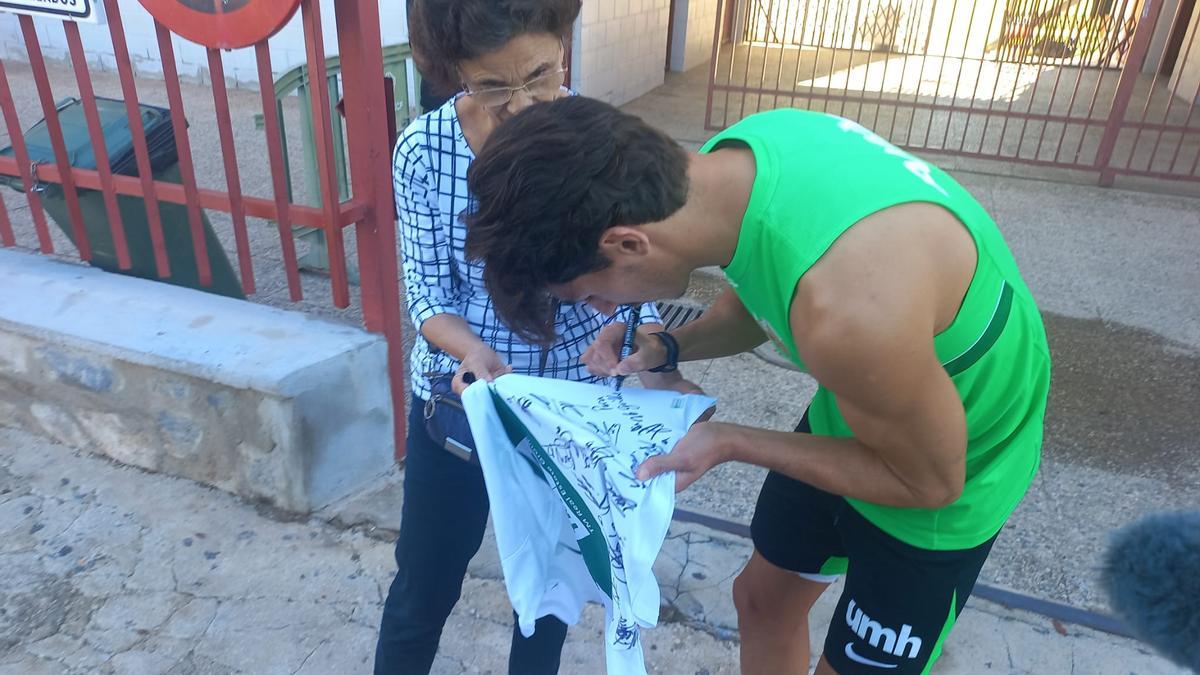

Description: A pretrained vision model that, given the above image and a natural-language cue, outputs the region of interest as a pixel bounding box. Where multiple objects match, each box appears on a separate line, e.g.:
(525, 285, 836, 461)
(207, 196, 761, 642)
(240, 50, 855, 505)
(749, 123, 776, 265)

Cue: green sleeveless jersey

(700, 110, 1051, 550)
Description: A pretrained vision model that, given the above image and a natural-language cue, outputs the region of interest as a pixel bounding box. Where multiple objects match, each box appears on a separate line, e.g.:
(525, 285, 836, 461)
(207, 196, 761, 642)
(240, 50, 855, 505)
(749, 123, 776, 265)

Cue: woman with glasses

(374, 1, 700, 673)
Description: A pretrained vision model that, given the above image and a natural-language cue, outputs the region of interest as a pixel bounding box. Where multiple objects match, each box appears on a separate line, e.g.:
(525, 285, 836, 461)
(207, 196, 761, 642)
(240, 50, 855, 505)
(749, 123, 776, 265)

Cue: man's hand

(452, 345, 512, 394)
(637, 422, 731, 492)
(581, 322, 668, 378)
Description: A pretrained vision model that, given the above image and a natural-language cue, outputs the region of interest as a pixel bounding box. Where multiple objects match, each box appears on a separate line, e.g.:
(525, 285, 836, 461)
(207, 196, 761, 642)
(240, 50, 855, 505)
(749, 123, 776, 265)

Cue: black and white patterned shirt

(395, 94, 660, 401)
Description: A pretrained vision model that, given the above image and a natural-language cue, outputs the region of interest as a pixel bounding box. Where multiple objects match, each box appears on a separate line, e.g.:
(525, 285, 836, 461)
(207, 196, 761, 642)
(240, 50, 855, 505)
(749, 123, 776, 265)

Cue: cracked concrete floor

(0, 426, 741, 675)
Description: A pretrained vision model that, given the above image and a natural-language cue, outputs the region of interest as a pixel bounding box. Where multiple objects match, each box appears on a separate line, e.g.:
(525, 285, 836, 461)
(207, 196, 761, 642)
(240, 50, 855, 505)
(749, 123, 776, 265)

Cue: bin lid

(0, 97, 176, 177)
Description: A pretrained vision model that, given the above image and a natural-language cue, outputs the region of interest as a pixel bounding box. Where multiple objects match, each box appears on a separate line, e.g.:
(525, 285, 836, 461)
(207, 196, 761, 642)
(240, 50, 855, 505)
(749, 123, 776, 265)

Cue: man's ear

(599, 226, 651, 260)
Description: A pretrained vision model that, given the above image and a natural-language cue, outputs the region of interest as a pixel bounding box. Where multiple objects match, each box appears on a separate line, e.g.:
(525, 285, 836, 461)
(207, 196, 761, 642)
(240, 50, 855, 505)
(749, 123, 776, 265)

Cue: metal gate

(0, 0, 409, 453)
(706, 0, 1200, 185)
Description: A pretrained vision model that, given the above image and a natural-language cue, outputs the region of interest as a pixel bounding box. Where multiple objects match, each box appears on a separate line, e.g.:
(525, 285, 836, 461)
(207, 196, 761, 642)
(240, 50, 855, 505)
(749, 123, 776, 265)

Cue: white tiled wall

(576, 0, 672, 106)
(669, 0, 718, 72)
(0, 0, 409, 87)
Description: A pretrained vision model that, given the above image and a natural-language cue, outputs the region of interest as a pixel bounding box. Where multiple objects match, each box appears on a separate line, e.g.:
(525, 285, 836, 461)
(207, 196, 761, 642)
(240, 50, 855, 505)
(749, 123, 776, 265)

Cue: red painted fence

(0, 0, 408, 455)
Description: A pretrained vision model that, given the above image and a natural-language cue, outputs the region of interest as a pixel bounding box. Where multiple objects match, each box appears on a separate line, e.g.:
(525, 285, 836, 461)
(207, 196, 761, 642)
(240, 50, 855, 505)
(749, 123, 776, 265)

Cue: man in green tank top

(462, 96, 1051, 674)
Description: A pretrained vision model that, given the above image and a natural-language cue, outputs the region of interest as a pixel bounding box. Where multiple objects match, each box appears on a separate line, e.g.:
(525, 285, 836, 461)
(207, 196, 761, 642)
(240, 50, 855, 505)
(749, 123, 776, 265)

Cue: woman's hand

(452, 345, 512, 394)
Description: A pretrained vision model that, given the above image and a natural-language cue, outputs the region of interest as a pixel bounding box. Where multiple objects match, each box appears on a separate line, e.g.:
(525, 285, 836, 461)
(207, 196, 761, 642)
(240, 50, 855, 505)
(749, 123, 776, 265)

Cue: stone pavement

(1, 425, 1189, 674)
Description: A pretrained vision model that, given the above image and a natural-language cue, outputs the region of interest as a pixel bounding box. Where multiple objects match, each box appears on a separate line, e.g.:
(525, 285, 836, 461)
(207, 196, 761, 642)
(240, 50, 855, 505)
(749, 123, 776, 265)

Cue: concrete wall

(0, 249, 395, 513)
(669, 0, 720, 72)
(577, 0, 672, 105)
(1168, 5, 1200, 104)
(0, 0, 409, 87)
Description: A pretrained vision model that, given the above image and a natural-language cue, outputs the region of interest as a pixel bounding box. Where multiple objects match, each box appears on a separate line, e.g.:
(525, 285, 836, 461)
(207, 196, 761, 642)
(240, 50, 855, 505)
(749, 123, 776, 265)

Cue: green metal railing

(255, 43, 420, 275)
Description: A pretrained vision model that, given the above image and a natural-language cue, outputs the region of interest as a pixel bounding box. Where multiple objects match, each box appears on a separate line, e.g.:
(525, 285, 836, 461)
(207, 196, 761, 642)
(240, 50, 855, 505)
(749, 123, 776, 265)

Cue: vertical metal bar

(739, 0, 766, 120)
(868, 37, 890, 131)
(0, 187, 13, 247)
(836, 0, 868, 119)
(64, 21, 131, 269)
(820, 0, 840, 113)
(301, 0, 352, 308)
(769, 0, 793, 109)
(979, 0, 1030, 156)
(1146, 1, 1200, 172)
(1055, 0, 1133, 163)
(724, 0, 744, 126)
(994, 58, 1032, 158)
(1032, 0, 1094, 161)
(334, 0, 408, 459)
(939, 0, 982, 151)
(705, 0, 728, 129)
(923, 0, 965, 146)
(154, 20, 212, 285)
(104, 0, 169, 277)
(1122, 1, 1179, 170)
(811, 0, 832, 112)
(19, 15, 91, 260)
(789, 0, 816, 108)
(1095, 0, 1163, 185)
(905, 0, 942, 145)
(1167, 65, 1200, 174)
(0, 58, 53, 253)
(999, 0, 1055, 159)
(886, 0, 917, 142)
(959, 0, 1003, 154)
(206, 48, 255, 294)
(1070, 0, 1139, 165)
(752, 0, 778, 116)
(256, 43, 304, 302)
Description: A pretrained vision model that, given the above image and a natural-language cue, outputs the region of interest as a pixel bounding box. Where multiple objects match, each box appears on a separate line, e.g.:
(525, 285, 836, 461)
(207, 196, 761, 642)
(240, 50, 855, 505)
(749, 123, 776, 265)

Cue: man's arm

(638, 205, 975, 507)
(639, 305, 966, 508)
(714, 313, 967, 508)
(583, 287, 767, 377)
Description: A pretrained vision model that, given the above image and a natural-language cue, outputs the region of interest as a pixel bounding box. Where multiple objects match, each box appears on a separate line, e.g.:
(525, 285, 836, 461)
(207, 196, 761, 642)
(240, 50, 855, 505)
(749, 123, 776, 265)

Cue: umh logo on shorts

(844, 598, 922, 667)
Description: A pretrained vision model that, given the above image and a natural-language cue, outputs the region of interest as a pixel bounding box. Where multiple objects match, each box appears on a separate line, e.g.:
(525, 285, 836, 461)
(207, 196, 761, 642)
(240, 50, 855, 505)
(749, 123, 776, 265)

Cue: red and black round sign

(138, 0, 301, 49)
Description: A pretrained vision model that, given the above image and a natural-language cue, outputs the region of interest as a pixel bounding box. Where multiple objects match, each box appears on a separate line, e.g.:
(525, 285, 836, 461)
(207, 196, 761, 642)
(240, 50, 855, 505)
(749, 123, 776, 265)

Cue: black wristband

(648, 331, 679, 373)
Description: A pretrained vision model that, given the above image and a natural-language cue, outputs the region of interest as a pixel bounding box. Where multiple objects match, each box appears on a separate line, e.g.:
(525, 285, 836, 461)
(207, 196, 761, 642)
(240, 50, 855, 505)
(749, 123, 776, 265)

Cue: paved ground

(2, 58, 1199, 672)
(1, 426, 1188, 674)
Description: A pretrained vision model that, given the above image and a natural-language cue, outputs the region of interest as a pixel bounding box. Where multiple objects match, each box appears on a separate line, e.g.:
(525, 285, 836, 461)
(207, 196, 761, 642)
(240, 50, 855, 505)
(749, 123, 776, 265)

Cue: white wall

(0, 0, 409, 87)
(669, 0, 719, 72)
(576, 0, 672, 105)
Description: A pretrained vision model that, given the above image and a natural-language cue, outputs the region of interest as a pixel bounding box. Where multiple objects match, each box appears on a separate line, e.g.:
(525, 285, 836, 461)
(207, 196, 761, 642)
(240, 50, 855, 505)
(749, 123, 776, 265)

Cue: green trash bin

(1, 97, 244, 299)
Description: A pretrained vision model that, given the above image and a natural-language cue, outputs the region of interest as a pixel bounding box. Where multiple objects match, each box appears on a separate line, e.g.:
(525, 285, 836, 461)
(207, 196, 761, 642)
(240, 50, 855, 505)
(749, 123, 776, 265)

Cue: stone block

(0, 249, 394, 513)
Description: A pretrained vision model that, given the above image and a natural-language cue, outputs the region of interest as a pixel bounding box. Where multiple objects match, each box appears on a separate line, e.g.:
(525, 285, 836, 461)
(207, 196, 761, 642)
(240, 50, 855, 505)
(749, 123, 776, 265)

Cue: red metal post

(19, 15, 91, 260)
(64, 21, 132, 270)
(301, 0, 352, 309)
(154, 20, 212, 285)
(1095, 0, 1164, 185)
(255, 42, 304, 302)
(334, 0, 409, 459)
(704, 0, 727, 130)
(0, 58, 53, 253)
(104, 0, 170, 278)
(206, 48, 256, 294)
(0, 187, 12, 247)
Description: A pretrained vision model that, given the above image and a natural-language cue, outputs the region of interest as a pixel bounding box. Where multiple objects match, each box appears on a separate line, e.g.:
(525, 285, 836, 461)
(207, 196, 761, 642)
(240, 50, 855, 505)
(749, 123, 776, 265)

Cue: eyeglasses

(463, 68, 567, 109)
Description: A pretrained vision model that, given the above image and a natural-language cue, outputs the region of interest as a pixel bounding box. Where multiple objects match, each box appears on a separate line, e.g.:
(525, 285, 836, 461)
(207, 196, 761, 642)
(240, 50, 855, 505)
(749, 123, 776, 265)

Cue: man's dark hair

(408, 0, 581, 96)
(465, 96, 690, 344)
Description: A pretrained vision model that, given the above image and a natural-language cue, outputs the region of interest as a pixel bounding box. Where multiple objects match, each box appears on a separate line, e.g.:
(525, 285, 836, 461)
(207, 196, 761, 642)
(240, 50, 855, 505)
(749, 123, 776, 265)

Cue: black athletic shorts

(750, 414, 998, 674)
